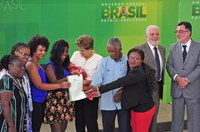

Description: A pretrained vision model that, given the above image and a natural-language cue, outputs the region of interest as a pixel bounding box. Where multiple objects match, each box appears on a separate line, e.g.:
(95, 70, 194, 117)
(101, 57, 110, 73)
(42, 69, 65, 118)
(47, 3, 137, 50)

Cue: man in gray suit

(166, 21, 200, 132)
(135, 25, 166, 132)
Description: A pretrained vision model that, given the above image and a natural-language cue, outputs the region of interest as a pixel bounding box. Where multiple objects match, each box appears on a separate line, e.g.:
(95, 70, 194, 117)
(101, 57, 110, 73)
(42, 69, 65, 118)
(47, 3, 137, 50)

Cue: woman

(0, 55, 27, 132)
(70, 35, 103, 132)
(43, 40, 75, 132)
(0, 42, 33, 132)
(85, 48, 156, 132)
(26, 35, 70, 132)
(0, 42, 30, 77)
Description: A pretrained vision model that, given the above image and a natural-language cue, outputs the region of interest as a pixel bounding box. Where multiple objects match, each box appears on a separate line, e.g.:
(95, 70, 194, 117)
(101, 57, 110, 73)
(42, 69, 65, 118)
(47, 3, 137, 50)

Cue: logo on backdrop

(0, 0, 25, 11)
(101, 2, 147, 23)
(192, 0, 200, 19)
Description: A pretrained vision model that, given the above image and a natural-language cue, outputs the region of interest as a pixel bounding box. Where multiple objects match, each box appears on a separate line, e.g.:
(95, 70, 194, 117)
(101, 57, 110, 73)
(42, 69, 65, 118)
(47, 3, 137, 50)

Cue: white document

(67, 74, 86, 101)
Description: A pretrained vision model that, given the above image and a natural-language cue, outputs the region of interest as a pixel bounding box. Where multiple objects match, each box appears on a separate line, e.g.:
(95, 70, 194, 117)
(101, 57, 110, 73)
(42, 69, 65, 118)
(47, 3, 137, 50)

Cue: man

(166, 21, 200, 132)
(91, 37, 131, 132)
(135, 25, 166, 132)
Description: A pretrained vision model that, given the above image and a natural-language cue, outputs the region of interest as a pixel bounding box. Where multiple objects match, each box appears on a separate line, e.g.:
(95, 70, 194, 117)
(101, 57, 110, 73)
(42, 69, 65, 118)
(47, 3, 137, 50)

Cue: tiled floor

(40, 103, 187, 132)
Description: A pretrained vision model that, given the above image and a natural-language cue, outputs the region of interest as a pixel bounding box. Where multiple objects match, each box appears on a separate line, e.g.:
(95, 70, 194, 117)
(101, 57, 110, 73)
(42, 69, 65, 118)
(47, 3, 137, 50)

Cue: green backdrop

(1, 0, 200, 103)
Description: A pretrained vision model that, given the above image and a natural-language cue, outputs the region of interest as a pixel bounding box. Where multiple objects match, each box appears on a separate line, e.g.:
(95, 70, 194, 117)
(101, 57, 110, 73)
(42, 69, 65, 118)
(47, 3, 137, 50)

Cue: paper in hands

(67, 74, 86, 101)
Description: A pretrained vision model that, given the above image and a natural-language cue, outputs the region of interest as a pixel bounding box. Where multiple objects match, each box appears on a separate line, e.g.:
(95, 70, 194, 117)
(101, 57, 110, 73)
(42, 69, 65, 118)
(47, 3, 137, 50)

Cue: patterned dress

(1, 70, 33, 132)
(0, 74, 27, 132)
(43, 60, 75, 124)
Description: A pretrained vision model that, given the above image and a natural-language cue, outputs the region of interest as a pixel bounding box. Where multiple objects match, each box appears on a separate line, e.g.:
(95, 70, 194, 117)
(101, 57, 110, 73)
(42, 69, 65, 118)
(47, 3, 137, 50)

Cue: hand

(176, 76, 189, 89)
(83, 86, 93, 96)
(83, 80, 91, 85)
(113, 89, 122, 103)
(70, 67, 82, 75)
(83, 85, 98, 96)
(80, 69, 88, 78)
(83, 85, 100, 100)
(185, 77, 190, 84)
(60, 81, 71, 88)
(82, 85, 91, 92)
(8, 125, 16, 132)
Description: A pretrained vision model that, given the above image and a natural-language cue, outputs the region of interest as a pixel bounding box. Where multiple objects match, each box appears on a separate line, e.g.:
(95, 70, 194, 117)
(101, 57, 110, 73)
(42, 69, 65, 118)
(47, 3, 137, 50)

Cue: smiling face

(128, 52, 143, 69)
(146, 28, 160, 46)
(33, 45, 47, 60)
(61, 47, 69, 61)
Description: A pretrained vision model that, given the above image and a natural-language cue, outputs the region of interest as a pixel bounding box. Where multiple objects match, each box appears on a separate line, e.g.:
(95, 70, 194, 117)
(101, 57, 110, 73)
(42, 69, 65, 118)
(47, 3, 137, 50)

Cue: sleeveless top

(28, 60, 47, 103)
(44, 60, 70, 84)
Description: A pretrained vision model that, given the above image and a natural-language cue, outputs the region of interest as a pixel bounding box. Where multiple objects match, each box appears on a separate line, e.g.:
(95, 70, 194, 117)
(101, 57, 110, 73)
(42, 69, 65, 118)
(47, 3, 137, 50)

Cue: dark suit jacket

(135, 43, 166, 99)
(99, 65, 154, 112)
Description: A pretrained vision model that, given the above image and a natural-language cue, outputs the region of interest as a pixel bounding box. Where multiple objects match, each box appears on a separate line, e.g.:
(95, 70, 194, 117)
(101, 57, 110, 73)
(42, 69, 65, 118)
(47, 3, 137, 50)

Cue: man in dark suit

(135, 25, 166, 132)
(166, 21, 200, 132)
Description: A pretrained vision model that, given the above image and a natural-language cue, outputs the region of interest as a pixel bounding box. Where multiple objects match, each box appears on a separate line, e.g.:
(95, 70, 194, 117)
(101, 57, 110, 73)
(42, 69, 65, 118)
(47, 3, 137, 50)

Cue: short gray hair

(146, 25, 160, 36)
(107, 37, 121, 49)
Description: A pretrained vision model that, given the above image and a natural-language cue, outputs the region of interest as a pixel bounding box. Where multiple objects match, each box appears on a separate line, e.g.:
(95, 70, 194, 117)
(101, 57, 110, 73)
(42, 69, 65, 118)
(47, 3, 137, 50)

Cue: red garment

(70, 66, 96, 100)
(69, 66, 87, 79)
(130, 105, 156, 132)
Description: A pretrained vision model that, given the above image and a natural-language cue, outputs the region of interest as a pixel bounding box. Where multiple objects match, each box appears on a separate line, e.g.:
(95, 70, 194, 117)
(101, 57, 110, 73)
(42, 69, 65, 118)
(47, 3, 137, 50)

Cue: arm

(98, 70, 141, 93)
(113, 89, 123, 103)
(166, 45, 189, 88)
(26, 61, 70, 90)
(185, 47, 200, 84)
(166, 45, 178, 78)
(0, 92, 16, 132)
(90, 59, 105, 87)
(45, 64, 67, 84)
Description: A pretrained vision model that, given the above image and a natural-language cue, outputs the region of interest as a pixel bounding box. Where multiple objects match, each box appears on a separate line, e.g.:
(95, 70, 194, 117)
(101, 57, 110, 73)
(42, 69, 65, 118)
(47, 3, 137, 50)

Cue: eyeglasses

(129, 57, 141, 61)
(17, 50, 30, 57)
(174, 30, 189, 34)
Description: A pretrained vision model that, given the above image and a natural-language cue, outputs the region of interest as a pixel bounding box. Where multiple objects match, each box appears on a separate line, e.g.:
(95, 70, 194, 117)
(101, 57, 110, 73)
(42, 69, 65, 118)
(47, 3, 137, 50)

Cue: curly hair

(50, 39, 70, 79)
(10, 42, 29, 55)
(75, 35, 93, 50)
(28, 35, 50, 57)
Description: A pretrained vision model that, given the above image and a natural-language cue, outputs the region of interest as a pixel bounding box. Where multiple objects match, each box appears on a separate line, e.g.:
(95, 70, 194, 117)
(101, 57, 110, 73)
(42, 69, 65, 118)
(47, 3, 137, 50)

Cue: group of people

(0, 21, 199, 132)
(84, 24, 165, 132)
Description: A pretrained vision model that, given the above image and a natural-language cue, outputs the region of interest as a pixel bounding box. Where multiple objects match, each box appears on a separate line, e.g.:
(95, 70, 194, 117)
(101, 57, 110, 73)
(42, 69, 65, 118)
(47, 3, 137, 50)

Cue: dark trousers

(32, 101, 45, 132)
(101, 109, 131, 132)
(75, 98, 99, 132)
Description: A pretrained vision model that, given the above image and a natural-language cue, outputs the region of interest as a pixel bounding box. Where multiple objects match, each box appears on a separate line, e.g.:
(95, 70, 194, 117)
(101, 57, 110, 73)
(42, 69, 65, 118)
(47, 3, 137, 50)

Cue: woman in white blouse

(71, 35, 103, 132)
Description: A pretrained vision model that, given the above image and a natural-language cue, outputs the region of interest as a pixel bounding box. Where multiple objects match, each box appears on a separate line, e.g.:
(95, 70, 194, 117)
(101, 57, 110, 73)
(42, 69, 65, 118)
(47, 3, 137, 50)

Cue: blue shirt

(91, 55, 127, 110)
(30, 64, 47, 103)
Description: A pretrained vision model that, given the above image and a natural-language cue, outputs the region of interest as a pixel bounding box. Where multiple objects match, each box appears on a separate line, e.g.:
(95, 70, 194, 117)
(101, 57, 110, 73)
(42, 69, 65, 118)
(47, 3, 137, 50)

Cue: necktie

(182, 45, 187, 63)
(154, 47, 161, 80)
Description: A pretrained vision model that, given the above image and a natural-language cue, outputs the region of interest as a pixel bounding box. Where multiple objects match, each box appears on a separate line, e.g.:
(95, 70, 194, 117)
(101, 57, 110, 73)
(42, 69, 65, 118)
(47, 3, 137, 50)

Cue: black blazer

(99, 65, 154, 112)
